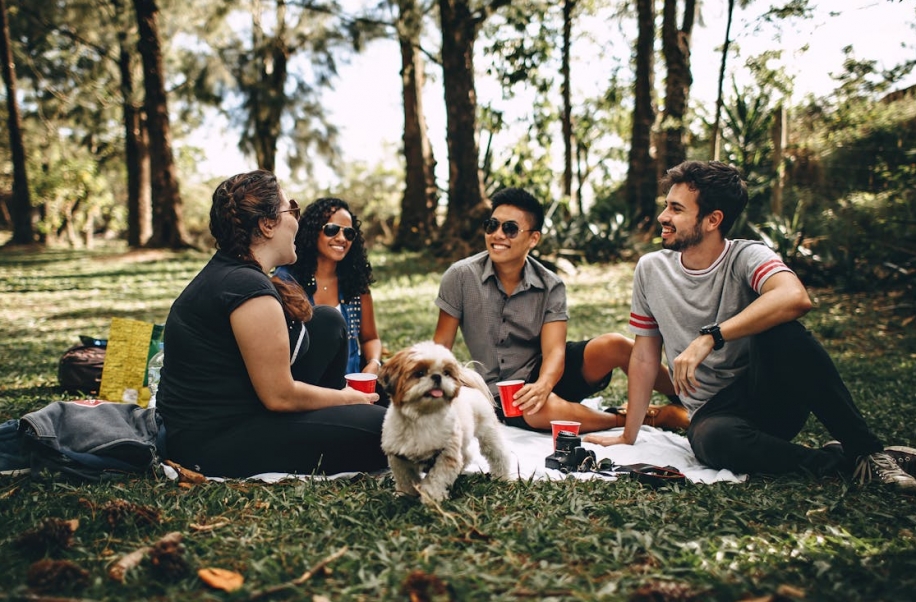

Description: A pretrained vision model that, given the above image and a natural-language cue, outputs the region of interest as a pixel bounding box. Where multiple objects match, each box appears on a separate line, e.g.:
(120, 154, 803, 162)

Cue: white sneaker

(854, 451, 916, 494)
(884, 445, 916, 476)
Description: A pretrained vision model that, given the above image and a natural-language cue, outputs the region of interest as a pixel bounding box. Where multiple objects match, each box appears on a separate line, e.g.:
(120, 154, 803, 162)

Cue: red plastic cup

(550, 420, 581, 449)
(496, 380, 525, 418)
(345, 373, 378, 394)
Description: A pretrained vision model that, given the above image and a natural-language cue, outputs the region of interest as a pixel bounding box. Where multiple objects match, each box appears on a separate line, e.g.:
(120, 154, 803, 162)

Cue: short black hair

(661, 161, 748, 235)
(490, 187, 545, 231)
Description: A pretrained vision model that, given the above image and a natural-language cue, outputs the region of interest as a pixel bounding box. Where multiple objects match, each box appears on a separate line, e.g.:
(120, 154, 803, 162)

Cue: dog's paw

(394, 482, 420, 497)
(417, 483, 449, 504)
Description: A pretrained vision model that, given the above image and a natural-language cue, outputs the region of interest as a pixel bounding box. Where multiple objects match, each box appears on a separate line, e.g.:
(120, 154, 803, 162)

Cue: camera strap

(616, 463, 687, 487)
(567, 458, 687, 487)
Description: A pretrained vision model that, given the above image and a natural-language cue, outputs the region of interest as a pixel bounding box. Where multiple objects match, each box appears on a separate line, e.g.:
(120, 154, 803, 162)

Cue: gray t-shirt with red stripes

(629, 239, 791, 415)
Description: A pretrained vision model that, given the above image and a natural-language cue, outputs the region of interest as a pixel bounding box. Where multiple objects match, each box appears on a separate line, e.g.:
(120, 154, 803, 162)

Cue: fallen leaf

(199, 567, 244, 592)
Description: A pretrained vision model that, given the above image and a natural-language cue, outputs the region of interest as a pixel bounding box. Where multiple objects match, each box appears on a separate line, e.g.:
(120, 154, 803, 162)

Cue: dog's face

(379, 342, 465, 414)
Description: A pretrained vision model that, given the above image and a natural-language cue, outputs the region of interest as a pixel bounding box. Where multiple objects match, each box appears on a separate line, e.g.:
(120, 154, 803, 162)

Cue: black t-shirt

(157, 251, 285, 436)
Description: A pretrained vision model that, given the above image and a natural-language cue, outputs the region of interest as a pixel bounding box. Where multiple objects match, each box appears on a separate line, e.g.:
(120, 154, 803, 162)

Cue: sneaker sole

(0, 468, 30, 476)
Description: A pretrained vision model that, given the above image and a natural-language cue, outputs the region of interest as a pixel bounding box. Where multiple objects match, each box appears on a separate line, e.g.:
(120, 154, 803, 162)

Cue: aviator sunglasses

(278, 199, 301, 220)
(322, 223, 358, 241)
(482, 217, 535, 239)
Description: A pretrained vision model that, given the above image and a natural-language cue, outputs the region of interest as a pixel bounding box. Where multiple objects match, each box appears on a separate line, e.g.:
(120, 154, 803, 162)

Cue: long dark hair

(210, 170, 312, 322)
(289, 197, 374, 302)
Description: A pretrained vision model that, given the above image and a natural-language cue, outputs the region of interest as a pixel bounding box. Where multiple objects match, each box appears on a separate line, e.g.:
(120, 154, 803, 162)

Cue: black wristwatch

(700, 323, 725, 350)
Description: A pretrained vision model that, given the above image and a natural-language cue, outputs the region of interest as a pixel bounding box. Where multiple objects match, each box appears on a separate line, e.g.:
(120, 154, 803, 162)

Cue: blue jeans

(687, 321, 882, 476)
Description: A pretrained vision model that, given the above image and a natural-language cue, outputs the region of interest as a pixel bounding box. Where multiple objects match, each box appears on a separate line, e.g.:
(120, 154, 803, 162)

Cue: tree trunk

(625, 0, 657, 232)
(659, 0, 695, 174)
(710, 0, 735, 161)
(435, 0, 492, 259)
(118, 27, 151, 247)
(561, 0, 577, 212)
(1, 0, 35, 246)
(249, 0, 289, 173)
(133, 0, 189, 249)
(393, 0, 438, 251)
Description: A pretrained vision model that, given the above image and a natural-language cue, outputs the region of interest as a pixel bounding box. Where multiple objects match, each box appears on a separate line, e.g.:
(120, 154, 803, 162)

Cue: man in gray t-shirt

(584, 160, 916, 494)
(434, 187, 681, 433)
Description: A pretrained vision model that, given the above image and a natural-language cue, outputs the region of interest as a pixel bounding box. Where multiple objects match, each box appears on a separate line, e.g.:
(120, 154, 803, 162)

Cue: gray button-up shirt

(436, 251, 568, 397)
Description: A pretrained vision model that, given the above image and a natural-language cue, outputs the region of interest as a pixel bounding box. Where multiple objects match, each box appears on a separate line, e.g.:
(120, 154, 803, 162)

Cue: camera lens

(555, 432, 581, 452)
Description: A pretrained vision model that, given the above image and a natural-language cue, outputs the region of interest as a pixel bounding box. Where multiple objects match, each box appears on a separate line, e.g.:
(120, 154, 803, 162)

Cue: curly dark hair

(209, 169, 311, 322)
(288, 197, 375, 302)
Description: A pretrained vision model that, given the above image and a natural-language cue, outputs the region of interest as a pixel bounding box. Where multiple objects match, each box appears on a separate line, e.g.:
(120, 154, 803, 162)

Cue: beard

(661, 218, 704, 252)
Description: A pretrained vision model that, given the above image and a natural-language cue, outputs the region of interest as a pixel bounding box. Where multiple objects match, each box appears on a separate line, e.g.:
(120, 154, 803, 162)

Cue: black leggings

(178, 404, 387, 478)
(687, 321, 882, 477)
(169, 306, 387, 477)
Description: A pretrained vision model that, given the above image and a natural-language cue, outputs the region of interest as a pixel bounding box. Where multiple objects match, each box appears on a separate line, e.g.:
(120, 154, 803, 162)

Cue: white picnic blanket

(466, 422, 745, 484)
(163, 400, 745, 484)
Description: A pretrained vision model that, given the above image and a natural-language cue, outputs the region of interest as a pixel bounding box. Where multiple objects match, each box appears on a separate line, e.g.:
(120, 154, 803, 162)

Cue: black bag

(58, 337, 107, 394)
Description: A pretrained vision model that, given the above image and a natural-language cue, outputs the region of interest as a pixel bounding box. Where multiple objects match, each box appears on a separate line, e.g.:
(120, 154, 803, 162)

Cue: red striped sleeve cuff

(751, 258, 789, 291)
(629, 312, 658, 330)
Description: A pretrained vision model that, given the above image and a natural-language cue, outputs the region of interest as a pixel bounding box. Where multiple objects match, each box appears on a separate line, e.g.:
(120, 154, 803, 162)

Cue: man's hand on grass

(583, 433, 632, 447)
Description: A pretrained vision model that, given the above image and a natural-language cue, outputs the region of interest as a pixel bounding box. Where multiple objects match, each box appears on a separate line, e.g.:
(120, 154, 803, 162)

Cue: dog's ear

(377, 350, 402, 396)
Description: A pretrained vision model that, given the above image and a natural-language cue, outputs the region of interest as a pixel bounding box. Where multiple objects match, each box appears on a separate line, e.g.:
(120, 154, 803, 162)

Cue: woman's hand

(342, 387, 379, 404)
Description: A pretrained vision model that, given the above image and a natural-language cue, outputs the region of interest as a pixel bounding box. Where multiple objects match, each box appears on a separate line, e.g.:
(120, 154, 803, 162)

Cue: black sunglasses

(322, 223, 357, 241)
(482, 217, 535, 239)
(278, 199, 301, 220)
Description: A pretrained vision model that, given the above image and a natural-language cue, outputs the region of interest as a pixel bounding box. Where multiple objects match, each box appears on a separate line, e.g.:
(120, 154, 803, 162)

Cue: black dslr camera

(546, 431, 596, 472)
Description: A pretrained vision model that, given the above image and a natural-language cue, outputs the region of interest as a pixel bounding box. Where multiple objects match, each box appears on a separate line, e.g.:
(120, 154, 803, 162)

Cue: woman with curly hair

(157, 171, 387, 478)
(278, 197, 383, 378)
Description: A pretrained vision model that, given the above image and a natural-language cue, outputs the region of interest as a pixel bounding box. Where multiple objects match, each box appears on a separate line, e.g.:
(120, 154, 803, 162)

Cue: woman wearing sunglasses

(156, 171, 386, 478)
(277, 197, 384, 384)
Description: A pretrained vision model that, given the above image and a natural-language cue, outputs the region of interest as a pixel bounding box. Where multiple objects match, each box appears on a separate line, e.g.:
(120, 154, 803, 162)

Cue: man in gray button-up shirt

(434, 188, 678, 433)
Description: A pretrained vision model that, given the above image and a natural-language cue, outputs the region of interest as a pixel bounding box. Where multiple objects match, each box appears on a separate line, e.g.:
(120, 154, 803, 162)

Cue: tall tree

(659, 0, 695, 172)
(561, 0, 576, 209)
(625, 0, 657, 231)
(113, 0, 151, 247)
(247, 0, 289, 173)
(392, 0, 438, 251)
(710, 0, 737, 160)
(133, 0, 189, 248)
(435, 0, 510, 259)
(183, 1, 374, 180)
(1, 0, 34, 245)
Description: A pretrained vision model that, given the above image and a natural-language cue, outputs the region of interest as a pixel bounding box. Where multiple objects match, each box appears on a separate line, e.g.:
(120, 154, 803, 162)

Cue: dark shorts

(498, 339, 614, 431)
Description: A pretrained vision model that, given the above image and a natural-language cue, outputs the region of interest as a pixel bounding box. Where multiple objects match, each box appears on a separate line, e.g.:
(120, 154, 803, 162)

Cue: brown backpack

(58, 339, 107, 394)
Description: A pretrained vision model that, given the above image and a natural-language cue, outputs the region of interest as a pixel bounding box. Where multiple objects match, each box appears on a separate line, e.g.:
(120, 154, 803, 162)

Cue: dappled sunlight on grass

(2, 245, 916, 600)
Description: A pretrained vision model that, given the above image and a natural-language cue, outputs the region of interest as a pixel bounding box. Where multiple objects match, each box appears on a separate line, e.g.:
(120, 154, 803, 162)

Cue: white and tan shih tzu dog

(378, 341, 511, 504)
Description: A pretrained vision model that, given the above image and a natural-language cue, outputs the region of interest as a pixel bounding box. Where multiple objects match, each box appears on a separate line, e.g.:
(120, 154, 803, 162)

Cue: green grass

(1, 243, 916, 601)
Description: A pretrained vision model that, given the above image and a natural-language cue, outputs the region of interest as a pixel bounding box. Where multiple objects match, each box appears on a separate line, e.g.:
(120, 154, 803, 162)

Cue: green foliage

(2, 246, 916, 599)
(537, 211, 632, 265)
(28, 147, 121, 245)
(780, 53, 916, 292)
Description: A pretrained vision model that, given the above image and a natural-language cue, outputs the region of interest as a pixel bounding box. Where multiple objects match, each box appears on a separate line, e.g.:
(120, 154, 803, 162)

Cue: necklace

(312, 275, 336, 292)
